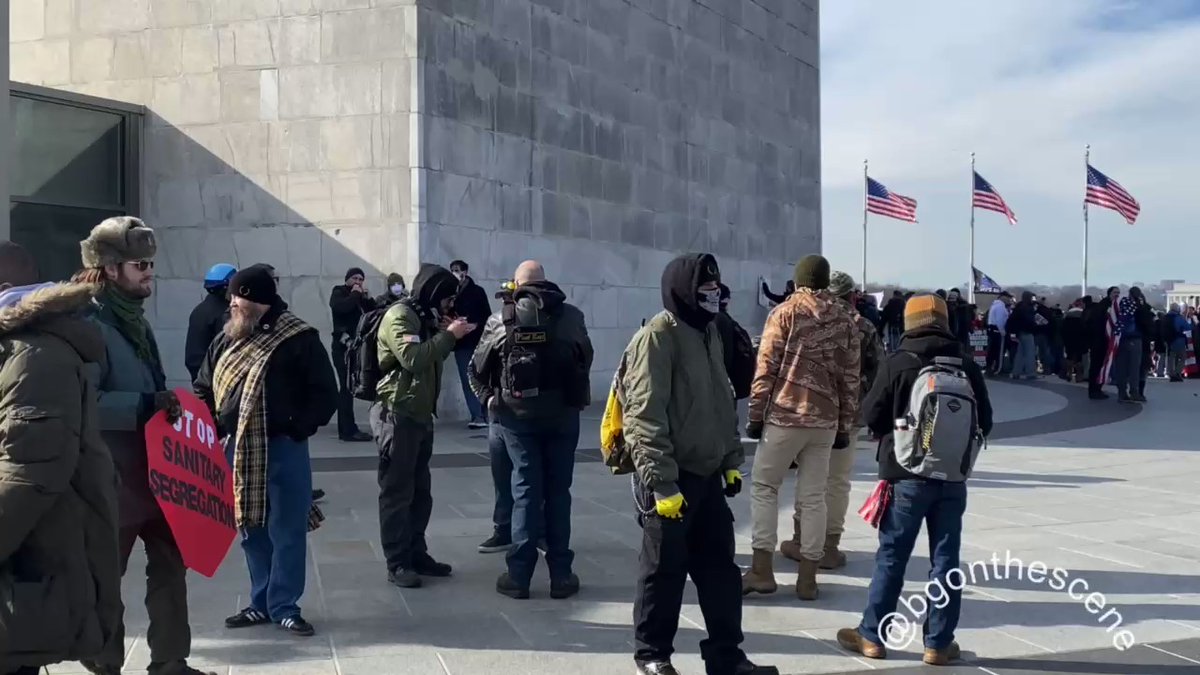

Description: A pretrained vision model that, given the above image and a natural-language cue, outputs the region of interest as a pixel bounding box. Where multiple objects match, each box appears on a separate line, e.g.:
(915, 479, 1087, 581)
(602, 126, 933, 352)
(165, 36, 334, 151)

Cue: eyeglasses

(126, 260, 155, 271)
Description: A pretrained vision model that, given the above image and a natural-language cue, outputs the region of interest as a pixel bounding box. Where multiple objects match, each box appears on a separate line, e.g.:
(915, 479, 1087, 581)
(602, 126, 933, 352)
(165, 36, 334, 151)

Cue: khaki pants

(750, 424, 836, 561)
(825, 444, 856, 538)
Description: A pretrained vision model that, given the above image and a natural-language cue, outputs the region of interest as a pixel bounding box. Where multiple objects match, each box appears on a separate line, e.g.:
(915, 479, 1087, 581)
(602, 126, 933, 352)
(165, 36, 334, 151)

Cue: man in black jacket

(195, 265, 338, 637)
(329, 267, 375, 441)
(838, 294, 992, 667)
(185, 263, 236, 381)
(1008, 291, 1039, 379)
(450, 260, 492, 429)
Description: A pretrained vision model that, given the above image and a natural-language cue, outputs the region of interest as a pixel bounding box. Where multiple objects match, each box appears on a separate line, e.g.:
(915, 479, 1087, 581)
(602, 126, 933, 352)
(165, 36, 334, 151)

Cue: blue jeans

(1012, 333, 1037, 377)
(489, 419, 513, 535)
(859, 479, 967, 650)
(225, 435, 312, 622)
(499, 411, 580, 587)
(454, 348, 485, 421)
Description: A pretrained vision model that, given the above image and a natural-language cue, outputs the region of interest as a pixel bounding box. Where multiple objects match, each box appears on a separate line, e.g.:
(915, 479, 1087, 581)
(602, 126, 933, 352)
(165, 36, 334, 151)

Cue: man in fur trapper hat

(0, 242, 120, 675)
(76, 217, 217, 675)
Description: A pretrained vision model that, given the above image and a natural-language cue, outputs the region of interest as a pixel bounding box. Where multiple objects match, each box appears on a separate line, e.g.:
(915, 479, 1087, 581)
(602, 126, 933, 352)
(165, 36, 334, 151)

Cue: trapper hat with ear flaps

(80, 216, 157, 268)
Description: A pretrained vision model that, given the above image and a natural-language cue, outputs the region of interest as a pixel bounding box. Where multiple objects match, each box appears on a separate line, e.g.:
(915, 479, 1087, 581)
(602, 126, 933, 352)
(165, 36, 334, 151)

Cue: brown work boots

(742, 548, 820, 600)
(780, 528, 847, 570)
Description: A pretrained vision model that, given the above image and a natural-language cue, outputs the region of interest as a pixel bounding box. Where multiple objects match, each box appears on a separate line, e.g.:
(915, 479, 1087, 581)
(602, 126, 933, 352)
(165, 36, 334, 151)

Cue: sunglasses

(125, 260, 155, 271)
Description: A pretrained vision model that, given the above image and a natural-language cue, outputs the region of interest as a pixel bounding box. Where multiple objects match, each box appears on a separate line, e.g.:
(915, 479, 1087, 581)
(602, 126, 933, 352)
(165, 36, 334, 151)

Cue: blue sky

(819, 1, 1200, 290)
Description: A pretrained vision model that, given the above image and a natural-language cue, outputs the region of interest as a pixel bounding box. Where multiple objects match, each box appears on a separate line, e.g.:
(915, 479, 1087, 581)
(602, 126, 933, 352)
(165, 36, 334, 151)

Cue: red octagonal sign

(144, 388, 236, 578)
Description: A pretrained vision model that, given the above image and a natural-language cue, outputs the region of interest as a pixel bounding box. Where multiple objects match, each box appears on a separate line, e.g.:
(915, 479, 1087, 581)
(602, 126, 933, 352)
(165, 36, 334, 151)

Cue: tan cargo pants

(749, 424, 836, 561)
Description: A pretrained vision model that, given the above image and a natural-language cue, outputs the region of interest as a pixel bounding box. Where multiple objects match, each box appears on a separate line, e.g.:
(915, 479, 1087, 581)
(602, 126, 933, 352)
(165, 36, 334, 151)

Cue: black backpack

(728, 320, 756, 400)
(499, 294, 581, 419)
(346, 299, 405, 401)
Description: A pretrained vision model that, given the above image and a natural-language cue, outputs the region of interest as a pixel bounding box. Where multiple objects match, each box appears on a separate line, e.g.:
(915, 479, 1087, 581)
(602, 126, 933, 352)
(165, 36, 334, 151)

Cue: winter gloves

(724, 470, 743, 497)
(654, 491, 686, 519)
(746, 420, 763, 440)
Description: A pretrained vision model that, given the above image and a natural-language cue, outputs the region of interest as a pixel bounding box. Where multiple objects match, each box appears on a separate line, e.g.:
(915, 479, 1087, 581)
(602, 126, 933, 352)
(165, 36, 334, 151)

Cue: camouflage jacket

(841, 298, 884, 406)
(748, 289, 861, 432)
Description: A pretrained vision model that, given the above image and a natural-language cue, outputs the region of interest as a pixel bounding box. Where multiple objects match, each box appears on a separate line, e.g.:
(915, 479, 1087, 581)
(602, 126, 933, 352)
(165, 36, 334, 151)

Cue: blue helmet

(203, 263, 237, 290)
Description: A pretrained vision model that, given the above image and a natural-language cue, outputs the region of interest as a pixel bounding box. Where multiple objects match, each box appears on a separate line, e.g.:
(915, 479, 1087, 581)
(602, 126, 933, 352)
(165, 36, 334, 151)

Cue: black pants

(985, 327, 1003, 373)
(633, 471, 745, 673)
(6, 666, 42, 674)
(85, 518, 191, 670)
(331, 338, 360, 438)
(1088, 341, 1107, 390)
(373, 405, 434, 572)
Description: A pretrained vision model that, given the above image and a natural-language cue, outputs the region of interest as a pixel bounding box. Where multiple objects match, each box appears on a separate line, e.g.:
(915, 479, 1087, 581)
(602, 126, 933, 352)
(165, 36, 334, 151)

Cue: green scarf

(102, 285, 161, 367)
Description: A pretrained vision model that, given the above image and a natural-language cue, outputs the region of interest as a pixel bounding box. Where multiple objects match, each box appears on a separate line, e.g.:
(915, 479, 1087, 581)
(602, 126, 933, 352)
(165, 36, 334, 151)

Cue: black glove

(147, 390, 182, 424)
(832, 431, 850, 450)
(746, 421, 763, 440)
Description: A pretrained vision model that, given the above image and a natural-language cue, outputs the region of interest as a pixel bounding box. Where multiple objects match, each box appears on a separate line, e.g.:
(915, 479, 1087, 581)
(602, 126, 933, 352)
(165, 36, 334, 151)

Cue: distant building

(1166, 283, 1200, 309)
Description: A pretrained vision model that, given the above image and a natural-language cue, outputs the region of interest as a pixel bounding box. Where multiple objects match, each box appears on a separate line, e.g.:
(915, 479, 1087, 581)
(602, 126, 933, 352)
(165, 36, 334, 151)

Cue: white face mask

(391, 284, 405, 296)
(698, 289, 721, 314)
(452, 271, 466, 282)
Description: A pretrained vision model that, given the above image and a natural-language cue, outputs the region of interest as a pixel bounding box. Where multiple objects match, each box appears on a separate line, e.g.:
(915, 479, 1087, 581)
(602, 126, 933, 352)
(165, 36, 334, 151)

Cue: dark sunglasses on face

(126, 260, 155, 271)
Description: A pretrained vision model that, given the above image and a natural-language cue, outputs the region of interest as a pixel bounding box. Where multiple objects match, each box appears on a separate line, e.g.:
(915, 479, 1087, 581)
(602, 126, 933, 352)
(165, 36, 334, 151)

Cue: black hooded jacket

(662, 253, 720, 331)
(329, 284, 376, 339)
(863, 327, 993, 481)
(185, 290, 229, 381)
(452, 275, 491, 352)
(194, 297, 339, 442)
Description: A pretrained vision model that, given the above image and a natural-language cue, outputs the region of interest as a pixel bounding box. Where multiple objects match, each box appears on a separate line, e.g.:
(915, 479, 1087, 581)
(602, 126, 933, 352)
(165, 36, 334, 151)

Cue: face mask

(453, 271, 466, 282)
(391, 284, 405, 296)
(697, 289, 721, 314)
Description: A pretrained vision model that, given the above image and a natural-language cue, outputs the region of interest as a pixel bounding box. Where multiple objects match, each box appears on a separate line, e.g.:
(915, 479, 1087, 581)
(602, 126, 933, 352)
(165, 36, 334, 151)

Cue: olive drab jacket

(0, 283, 121, 672)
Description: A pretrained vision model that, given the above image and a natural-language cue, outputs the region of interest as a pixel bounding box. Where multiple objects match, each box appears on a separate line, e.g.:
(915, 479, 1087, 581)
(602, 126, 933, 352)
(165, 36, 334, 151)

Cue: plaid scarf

(213, 311, 324, 531)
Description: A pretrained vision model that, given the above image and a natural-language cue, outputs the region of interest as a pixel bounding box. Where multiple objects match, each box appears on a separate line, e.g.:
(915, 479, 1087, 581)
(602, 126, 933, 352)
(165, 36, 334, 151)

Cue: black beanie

(793, 254, 830, 290)
(230, 265, 277, 305)
(345, 267, 365, 282)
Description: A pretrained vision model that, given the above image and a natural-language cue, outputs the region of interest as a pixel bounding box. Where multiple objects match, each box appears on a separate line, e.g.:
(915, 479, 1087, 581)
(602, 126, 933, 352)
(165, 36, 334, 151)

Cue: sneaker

(635, 661, 681, 675)
(923, 641, 961, 665)
(311, 488, 326, 503)
(496, 572, 530, 599)
(147, 662, 217, 675)
(478, 531, 512, 553)
(468, 418, 488, 430)
(413, 553, 453, 577)
(225, 606, 271, 629)
(388, 568, 422, 588)
(279, 616, 315, 637)
(550, 573, 580, 599)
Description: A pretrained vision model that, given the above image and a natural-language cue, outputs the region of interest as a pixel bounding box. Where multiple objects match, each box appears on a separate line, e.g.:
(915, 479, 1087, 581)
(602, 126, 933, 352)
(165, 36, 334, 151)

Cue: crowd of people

(2, 215, 995, 675)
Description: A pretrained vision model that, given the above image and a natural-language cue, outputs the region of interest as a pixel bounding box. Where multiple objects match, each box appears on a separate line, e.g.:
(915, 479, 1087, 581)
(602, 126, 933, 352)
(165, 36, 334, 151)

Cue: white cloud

(820, 1, 1200, 291)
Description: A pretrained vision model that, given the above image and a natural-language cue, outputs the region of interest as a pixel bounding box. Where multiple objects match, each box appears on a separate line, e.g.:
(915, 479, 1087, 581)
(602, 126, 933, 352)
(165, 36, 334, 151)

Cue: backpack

(600, 352, 635, 475)
(727, 319, 756, 400)
(892, 354, 982, 482)
(346, 299, 404, 401)
(499, 293, 581, 419)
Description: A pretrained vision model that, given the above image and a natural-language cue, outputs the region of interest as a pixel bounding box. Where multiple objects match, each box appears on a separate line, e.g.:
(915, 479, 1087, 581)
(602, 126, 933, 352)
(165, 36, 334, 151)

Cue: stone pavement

(50, 378, 1200, 674)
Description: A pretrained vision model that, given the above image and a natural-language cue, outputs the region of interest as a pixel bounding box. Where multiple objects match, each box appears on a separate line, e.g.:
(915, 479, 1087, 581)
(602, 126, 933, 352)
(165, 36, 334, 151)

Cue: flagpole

(862, 159, 869, 291)
(969, 153, 976, 305)
(1082, 145, 1090, 298)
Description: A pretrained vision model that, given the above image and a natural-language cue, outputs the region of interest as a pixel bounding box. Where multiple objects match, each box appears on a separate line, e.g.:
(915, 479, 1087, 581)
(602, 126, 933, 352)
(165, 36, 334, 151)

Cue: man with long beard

(195, 264, 338, 637)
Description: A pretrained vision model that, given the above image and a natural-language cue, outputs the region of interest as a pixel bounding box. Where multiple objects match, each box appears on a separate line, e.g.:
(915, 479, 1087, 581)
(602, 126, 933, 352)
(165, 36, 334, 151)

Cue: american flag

(1086, 164, 1140, 225)
(973, 171, 1017, 225)
(866, 177, 918, 222)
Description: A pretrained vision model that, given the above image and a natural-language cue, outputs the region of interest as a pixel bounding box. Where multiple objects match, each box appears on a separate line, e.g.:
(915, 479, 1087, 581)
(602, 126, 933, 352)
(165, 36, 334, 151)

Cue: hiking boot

(731, 659, 781, 674)
(819, 533, 846, 570)
(741, 549, 777, 595)
(923, 641, 962, 665)
(780, 523, 802, 562)
(413, 553, 452, 577)
(279, 616, 315, 637)
(837, 627, 887, 659)
(225, 606, 271, 629)
(496, 572, 530, 599)
(478, 530, 512, 553)
(635, 661, 681, 675)
(388, 568, 422, 588)
(550, 573, 581, 599)
(795, 558, 819, 600)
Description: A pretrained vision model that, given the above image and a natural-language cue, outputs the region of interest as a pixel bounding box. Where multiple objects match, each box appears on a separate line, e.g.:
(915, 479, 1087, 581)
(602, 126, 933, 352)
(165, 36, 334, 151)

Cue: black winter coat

(329, 284, 376, 338)
(194, 299, 339, 441)
(452, 276, 492, 352)
(184, 292, 229, 381)
(1008, 301, 1037, 334)
(862, 327, 994, 481)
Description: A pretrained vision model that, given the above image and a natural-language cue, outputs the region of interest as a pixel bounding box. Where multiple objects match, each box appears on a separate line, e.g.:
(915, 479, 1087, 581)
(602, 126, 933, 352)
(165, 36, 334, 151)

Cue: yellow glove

(724, 470, 743, 497)
(654, 492, 686, 519)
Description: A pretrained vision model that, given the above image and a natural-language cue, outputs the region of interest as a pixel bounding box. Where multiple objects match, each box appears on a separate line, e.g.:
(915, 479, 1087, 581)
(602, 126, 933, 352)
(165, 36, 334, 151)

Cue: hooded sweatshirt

(620, 253, 742, 491)
(375, 264, 460, 422)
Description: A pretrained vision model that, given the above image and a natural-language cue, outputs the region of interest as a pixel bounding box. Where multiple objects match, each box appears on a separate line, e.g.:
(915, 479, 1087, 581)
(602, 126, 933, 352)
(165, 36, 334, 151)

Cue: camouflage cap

(828, 271, 856, 298)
